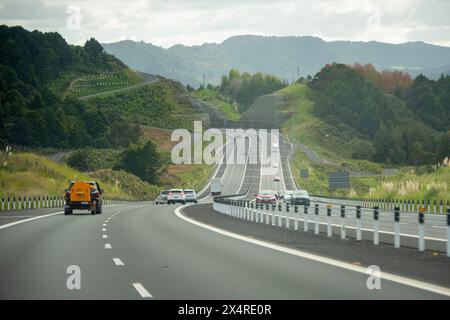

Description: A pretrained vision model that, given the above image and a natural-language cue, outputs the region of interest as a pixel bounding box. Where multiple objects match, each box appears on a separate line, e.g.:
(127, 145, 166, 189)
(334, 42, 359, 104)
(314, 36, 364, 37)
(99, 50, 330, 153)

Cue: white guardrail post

(356, 206, 362, 241)
(256, 203, 260, 223)
(314, 204, 319, 234)
(394, 206, 400, 248)
(373, 206, 379, 245)
(294, 205, 298, 230)
(304, 205, 309, 232)
(327, 205, 332, 237)
(418, 207, 425, 252)
(447, 209, 450, 257)
(340, 205, 345, 240)
(275, 204, 281, 226)
(282, 203, 288, 227)
(270, 204, 275, 225)
(251, 202, 255, 221)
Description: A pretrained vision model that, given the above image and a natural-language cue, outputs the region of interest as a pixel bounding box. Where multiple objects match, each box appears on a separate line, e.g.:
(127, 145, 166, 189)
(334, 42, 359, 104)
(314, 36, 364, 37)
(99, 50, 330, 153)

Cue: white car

(155, 190, 169, 204)
(167, 189, 186, 204)
(272, 143, 279, 152)
(183, 189, 198, 203)
(283, 190, 294, 202)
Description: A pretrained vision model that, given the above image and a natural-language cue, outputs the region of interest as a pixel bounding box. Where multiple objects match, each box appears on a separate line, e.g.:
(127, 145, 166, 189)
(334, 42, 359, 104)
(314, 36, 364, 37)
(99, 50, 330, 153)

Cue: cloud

(0, 0, 64, 20)
(0, 0, 448, 48)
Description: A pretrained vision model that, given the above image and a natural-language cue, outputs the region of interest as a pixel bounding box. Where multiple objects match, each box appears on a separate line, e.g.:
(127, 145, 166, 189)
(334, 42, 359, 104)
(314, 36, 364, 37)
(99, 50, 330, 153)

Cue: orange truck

(64, 180, 103, 215)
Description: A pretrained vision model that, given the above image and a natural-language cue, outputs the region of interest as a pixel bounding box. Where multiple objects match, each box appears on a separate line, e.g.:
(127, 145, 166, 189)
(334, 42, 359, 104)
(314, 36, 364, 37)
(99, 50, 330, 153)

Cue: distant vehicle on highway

(183, 189, 198, 203)
(255, 190, 278, 204)
(290, 189, 310, 206)
(272, 162, 279, 168)
(272, 143, 279, 152)
(273, 175, 281, 182)
(210, 178, 222, 196)
(65, 180, 103, 215)
(167, 189, 186, 204)
(155, 190, 169, 204)
(284, 190, 294, 201)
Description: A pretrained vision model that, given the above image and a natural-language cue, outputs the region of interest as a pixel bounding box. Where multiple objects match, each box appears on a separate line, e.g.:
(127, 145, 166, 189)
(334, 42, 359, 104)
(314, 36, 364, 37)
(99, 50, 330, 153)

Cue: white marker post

(281, 204, 287, 227)
(446, 209, 450, 257)
(327, 205, 332, 237)
(418, 207, 425, 252)
(394, 207, 400, 248)
(256, 203, 260, 223)
(304, 206, 309, 232)
(294, 206, 298, 230)
(356, 206, 362, 241)
(314, 204, 319, 235)
(340, 205, 345, 239)
(373, 206, 379, 245)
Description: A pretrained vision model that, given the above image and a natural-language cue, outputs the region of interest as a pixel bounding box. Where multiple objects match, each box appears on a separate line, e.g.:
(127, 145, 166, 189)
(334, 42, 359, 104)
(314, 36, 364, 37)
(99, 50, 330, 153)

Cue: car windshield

(184, 190, 194, 194)
(161, 190, 169, 195)
(259, 190, 274, 195)
(171, 190, 183, 193)
(294, 190, 309, 196)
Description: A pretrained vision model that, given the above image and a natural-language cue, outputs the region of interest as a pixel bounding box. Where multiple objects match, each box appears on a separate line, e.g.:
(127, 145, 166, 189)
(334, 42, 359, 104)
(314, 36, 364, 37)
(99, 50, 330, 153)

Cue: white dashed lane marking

(104, 243, 112, 249)
(103, 234, 108, 239)
(133, 283, 153, 298)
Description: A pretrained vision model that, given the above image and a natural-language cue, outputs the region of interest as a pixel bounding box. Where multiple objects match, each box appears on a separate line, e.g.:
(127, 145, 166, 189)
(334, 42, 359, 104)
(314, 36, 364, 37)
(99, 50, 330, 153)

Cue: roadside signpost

(328, 171, 350, 190)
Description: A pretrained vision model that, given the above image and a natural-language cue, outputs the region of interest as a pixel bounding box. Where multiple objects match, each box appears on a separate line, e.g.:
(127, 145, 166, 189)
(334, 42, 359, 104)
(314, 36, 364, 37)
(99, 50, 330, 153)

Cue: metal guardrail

(310, 196, 449, 214)
(213, 197, 450, 257)
(0, 195, 129, 211)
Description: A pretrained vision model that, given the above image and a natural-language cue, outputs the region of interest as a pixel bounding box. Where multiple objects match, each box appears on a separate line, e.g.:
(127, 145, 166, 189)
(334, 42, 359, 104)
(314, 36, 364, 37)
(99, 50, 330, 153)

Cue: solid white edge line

(133, 283, 153, 298)
(113, 258, 124, 266)
(0, 212, 63, 230)
(174, 205, 450, 297)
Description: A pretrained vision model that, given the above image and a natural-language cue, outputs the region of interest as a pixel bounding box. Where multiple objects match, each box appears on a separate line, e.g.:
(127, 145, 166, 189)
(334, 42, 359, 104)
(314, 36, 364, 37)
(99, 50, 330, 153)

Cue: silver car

(183, 189, 198, 203)
(155, 190, 169, 204)
(167, 189, 186, 204)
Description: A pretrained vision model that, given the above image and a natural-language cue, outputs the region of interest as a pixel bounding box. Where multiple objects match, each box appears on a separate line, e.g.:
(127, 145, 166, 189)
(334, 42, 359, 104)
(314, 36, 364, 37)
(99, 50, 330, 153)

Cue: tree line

(218, 69, 287, 112)
(310, 63, 450, 165)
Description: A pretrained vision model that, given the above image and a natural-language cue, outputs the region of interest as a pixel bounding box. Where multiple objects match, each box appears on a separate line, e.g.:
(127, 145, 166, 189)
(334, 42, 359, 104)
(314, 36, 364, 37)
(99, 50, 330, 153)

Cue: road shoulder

(181, 203, 450, 289)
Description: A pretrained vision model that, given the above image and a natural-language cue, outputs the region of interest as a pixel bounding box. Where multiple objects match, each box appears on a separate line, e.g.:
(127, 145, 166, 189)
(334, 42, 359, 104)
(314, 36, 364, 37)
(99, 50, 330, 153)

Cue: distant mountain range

(103, 35, 450, 87)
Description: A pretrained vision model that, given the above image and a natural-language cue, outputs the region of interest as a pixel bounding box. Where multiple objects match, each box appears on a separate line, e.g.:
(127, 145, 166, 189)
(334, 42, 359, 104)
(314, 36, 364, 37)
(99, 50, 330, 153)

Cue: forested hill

(309, 63, 450, 165)
(0, 25, 143, 148)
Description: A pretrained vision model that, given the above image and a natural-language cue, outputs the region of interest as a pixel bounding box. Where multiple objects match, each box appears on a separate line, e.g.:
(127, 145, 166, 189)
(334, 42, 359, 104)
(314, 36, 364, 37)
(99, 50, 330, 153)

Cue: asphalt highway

(0, 203, 448, 299)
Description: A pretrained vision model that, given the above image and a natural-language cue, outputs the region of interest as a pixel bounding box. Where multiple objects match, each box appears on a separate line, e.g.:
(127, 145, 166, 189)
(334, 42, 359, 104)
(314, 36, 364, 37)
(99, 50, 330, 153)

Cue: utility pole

(202, 74, 206, 88)
(297, 65, 300, 82)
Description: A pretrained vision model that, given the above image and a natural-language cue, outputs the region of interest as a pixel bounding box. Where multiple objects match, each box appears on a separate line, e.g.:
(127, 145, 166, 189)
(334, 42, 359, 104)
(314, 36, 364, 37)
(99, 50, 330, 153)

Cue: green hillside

(0, 152, 158, 200)
(277, 80, 450, 201)
(192, 87, 241, 121)
(0, 25, 147, 148)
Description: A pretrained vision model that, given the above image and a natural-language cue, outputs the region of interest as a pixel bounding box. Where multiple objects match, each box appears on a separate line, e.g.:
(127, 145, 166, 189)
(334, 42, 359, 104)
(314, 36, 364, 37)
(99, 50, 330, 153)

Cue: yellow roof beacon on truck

(64, 180, 103, 215)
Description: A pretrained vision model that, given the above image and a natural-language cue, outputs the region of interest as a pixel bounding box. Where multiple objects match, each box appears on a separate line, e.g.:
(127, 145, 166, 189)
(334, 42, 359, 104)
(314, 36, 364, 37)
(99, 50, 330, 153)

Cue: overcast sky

(0, 0, 449, 48)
